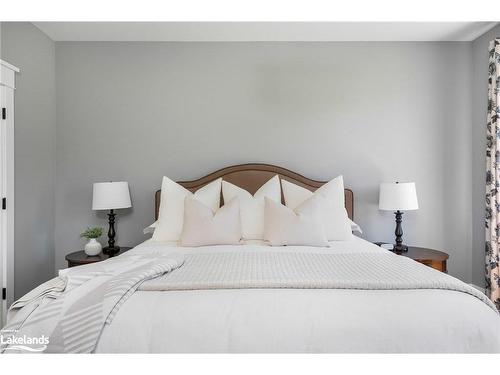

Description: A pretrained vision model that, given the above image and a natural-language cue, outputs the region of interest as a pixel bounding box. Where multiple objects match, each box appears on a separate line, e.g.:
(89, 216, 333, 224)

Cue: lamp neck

(393, 210, 406, 252)
(107, 209, 116, 249)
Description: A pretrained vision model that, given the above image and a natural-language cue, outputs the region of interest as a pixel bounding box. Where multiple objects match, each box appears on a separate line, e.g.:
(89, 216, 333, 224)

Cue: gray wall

(55, 42, 474, 281)
(471, 25, 500, 287)
(1, 22, 56, 298)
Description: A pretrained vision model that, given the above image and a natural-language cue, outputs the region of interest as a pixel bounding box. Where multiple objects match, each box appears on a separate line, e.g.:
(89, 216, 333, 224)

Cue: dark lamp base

(103, 246, 120, 256)
(104, 209, 119, 257)
(393, 244, 408, 253)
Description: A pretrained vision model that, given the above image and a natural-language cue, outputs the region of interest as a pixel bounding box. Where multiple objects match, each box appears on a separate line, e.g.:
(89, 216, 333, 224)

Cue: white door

(0, 84, 6, 325)
(0, 60, 18, 327)
(0, 59, 17, 327)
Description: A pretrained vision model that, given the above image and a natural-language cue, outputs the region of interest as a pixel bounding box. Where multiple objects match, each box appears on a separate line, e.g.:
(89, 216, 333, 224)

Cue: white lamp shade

(379, 182, 419, 211)
(92, 182, 132, 210)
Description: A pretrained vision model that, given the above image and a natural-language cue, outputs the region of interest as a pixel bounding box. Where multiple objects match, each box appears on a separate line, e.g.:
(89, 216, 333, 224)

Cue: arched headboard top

(155, 163, 353, 220)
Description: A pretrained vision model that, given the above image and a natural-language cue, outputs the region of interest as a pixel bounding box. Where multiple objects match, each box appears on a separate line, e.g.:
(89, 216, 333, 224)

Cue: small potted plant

(80, 227, 103, 256)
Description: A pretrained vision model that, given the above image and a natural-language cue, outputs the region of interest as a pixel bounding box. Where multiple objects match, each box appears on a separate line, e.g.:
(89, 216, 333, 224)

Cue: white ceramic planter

(84, 238, 102, 256)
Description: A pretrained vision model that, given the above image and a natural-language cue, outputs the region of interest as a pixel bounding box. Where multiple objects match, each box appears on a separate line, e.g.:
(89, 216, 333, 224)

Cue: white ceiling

(33, 22, 499, 42)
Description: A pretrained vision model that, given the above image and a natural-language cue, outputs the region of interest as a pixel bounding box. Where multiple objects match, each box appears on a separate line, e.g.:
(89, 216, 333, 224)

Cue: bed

(2, 164, 500, 353)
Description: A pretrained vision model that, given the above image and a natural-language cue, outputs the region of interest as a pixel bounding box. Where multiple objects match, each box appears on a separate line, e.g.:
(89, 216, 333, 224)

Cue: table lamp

(92, 181, 131, 256)
(379, 182, 419, 252)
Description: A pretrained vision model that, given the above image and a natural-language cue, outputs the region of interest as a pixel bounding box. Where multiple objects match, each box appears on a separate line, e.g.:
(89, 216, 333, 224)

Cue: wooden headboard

(155, 163, 354, 220)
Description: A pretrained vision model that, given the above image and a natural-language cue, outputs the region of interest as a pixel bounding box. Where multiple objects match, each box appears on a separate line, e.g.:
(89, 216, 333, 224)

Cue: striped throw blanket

(1, 253, 184, 353)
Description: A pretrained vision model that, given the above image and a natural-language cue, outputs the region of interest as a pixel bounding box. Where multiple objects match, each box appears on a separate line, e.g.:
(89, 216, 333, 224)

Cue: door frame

(0, 59, 19, 323)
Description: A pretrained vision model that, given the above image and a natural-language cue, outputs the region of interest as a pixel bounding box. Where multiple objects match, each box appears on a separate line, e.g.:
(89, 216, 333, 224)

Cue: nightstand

(373, 243, 449, 272)
(65, 247, 132, 268)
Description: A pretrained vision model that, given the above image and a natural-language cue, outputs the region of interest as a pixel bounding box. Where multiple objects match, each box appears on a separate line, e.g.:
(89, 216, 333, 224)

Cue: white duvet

(93, 237, 500, 353)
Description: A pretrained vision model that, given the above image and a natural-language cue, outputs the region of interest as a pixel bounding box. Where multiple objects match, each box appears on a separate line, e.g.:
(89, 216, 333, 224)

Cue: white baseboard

(468, 283, 485, 294)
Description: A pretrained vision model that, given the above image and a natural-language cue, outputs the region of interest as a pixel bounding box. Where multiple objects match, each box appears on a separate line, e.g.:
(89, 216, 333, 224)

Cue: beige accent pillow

(180, 197, 242, 247)
(152, 177, 222, 242)
(222, 175, 281, 240)
(281, 177, 353, 241)
(263, 197, 329, 247)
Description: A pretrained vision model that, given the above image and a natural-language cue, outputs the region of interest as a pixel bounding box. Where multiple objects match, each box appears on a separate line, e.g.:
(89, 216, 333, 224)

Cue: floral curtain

(486, 39, 500, 311)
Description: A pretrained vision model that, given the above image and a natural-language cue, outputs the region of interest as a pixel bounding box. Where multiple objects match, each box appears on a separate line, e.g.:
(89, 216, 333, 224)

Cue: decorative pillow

(263, 197, 329, 247)
(180, 197, 241, 247)
(222, 175, 281, 240)
(350, 221, 363, 234)
(152, 177, 222, 242)
(143, 221, 157, 235)
(281, 177, 353, 241)
(145, 218, 360, 236)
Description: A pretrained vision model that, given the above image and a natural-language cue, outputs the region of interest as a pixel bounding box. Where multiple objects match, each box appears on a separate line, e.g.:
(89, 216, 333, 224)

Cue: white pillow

(264, 197, 329, 247)
(222, 175, 281, 240)
(180, 197, 241, 247)
(281, 177, 353, 241)
(146, 220, 359, 236)
(152, 177, 222, 242)
(143, 221, 157, 235)
(350, 221, 363, 234)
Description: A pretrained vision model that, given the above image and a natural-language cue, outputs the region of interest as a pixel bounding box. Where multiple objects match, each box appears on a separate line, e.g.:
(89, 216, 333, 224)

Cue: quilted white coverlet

(97, 239, 500, 353)
(139, 251, 496, 311)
